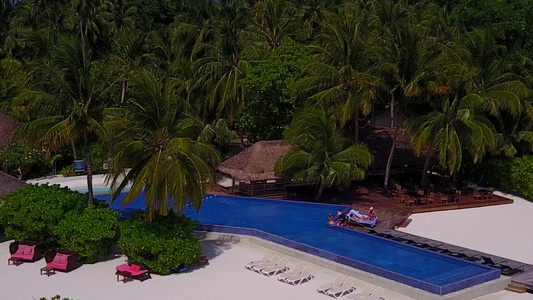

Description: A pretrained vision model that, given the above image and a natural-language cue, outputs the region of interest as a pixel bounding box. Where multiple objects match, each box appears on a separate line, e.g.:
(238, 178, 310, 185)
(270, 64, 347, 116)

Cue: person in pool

(336, 211, 347, 226)
(328, 213, 333, 224)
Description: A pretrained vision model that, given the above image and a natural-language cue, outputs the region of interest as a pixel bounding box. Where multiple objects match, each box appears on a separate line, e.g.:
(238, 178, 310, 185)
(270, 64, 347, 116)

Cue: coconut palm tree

(297, 5, 382, 142)
(249, 0, 294, 50)
(18, 37, 117, 205)
(105, 70, 220, 222)
(275, 106, 373, 201)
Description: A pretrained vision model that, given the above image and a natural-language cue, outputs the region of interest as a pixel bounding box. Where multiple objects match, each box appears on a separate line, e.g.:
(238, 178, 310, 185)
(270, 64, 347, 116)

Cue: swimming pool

(95, 192, 499, 295)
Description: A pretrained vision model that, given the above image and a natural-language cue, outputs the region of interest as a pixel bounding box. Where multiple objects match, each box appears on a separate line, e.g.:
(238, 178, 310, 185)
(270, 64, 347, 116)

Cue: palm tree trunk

(384, 126, 399, 190)
(420, 141, 434, 187)
(71, 141, 77, 160)
(315, 183, 325, 202)
(390, 97, 395, 128)
(84, 136, 94, 206)
(353, 109, 360, 143)
(120, 81, 127, 104)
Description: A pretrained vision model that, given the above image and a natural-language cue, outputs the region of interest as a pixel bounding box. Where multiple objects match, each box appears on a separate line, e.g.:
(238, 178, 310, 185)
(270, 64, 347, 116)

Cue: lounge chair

(284, 265, 314, 285)
(344, 285, 373, 300)
(277, 263, 304, 282)
(9, 241, 44, 263)
(326, 276, 356, 298)
(116, 263, 151, 282)
(317, 274, 345, 294)
(44, 249, 78, 273)
(252, 255, 281, 272)
(261, 257, 289, 277)
(245, 254, 273, 270)
(352, 287, 384, 300)
(481, 256, 525, 275)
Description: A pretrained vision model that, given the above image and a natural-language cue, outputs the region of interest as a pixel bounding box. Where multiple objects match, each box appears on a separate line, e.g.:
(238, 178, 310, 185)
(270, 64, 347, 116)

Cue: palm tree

(18, 37, 117, 205)
(249, 0, 294, 50)
(105, 70, 220, 222)
(405, 94, 497, 179)
(275, 106, 373, 201)
(297, 6, 382, 142)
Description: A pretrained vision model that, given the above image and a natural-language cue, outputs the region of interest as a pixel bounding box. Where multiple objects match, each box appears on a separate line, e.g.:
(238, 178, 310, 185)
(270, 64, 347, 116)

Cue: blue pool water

(95, 192, 498, 294)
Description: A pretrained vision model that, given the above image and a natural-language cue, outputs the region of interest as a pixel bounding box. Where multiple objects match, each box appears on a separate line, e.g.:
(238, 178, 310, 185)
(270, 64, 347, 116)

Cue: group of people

(328, 207, 377, 227)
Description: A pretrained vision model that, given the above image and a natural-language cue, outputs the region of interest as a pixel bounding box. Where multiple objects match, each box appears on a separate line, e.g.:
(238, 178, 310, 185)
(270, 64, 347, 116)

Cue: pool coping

(196, 195, 500, 296)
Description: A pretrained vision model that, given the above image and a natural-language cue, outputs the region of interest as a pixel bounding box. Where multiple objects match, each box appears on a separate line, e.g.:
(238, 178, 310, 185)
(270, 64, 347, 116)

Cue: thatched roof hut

(217, 140, 292, 182)
(0, 171, 25, 197)
(0, 109, 20, 149)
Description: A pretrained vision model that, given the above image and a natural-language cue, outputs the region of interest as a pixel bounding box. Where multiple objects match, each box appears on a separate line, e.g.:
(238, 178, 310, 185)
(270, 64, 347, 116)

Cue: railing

(238, 179, 286, 197)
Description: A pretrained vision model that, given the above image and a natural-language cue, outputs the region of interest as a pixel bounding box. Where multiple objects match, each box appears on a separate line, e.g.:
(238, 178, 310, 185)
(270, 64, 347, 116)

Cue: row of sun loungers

(245, 254, 314, 285)
(317, 275, 384, 299)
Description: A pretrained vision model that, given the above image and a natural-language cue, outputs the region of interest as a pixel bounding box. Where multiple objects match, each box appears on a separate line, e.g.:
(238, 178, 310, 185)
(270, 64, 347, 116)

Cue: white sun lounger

(277, 263, 305, 282)
(261, 257, 289, 277)
(252, 255, 281, 272)
(284, 266, 314, 285)
(326, 277, 356, 298)
(354, 287, 384, 300)
(245, 254, 273, 270)
(317, 275, 346, 294)
(344, 284, 374, 300)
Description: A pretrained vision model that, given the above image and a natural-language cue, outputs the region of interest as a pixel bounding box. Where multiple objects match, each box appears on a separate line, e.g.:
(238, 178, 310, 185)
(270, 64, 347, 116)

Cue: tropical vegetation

(2, 0, 533, 203)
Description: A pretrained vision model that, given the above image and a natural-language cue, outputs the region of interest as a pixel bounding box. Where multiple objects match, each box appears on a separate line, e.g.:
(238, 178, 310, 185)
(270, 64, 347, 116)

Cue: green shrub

(0, 143, 50, 179)
(60, 165, 75, 177)
(55, 206, 120, 263)
(119, 211, 201, 275)
(0, 184, 86, 246)
(510, 155, 533, 198)
(39, 296, 78, 300)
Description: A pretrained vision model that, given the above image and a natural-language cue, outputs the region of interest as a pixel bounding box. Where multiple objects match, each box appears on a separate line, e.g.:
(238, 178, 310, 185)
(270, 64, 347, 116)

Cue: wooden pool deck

(348, 189, 513, 230)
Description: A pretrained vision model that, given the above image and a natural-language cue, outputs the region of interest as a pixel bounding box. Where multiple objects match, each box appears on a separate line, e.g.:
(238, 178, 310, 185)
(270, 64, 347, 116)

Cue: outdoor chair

(9, 241, 44, 263)
(344, 285, 373, 300)
(260, 257, 289, 277)
(277, 263, 304, 282)
(116, 263, 151, 282)
(356, 287, 385, 300)
(245, 254, 273, 270)
(44, 249, 78, 273)
(284, 265, 314, 285)
(481, 256, 525, 275)
(435, 193, 448, 205)
(486, 188, 494, 200)
(326, 276, 356, 298)
(473, 189, 483, 200)
(317, 275, 345, 294)
(252, 255, 281, 272)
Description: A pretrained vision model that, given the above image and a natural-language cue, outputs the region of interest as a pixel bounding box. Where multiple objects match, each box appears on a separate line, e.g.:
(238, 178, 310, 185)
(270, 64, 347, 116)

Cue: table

(8, 257, 22, 266)
(40, 266, 55, 276)
(116, 271, 132, 283)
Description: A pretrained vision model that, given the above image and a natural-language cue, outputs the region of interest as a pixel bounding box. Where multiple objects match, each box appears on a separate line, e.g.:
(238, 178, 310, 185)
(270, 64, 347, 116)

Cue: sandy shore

(0, 238, 412, 300)
(399, 191, 533, 265)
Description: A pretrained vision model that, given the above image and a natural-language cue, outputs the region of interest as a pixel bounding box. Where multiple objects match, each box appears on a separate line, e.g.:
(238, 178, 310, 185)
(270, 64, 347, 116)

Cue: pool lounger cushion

(284, 266, 314, 285)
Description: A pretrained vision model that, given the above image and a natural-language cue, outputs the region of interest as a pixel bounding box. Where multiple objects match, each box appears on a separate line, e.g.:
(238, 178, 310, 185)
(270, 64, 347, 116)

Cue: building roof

(0, 109, 20, 149)
(217, 140, 293, 181)
(0, 171, 26, 197)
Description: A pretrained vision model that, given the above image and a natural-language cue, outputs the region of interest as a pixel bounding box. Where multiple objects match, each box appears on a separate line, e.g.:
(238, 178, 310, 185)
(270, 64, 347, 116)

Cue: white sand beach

(398, 191, 533, 265)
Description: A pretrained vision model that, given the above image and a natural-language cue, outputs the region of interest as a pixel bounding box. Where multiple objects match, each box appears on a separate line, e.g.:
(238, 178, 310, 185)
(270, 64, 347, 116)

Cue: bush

(39, 296, 78, 300)
(0, 143, 50, 179)
(55, 206, 120, 263)
(0, 184, 86, 246)
(119, 211, 201, 275)
(510, 155, 533, 198)
(60, 165, 75, 177)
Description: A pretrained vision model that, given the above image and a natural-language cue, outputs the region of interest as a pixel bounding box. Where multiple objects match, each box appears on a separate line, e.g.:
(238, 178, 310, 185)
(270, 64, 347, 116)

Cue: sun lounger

(344, 284, 373, 300)
(317, 275, 346, 294)
(245, 254, 273, 270)
(277, 263, 304, 282)
(481, 256, 525, 275)
(116, 263, 151, 282)
(284, 265, 314, 285)
(252, 255, 281, 272)
(261, 257, 289, 277)
(356, 287, 384, 300)
(326, 276, 356, 298)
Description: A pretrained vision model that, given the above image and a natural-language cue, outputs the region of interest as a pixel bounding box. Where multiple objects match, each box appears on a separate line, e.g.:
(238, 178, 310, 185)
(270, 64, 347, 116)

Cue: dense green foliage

(241, 40, 311, 140)
(0, 185, 86, 246)
(0, 143, 49, 179)
(118, 211, 201, 275)
(509, 156, 533, 198)
(55, 206, 120, 263)
(3, 0, 533, 199)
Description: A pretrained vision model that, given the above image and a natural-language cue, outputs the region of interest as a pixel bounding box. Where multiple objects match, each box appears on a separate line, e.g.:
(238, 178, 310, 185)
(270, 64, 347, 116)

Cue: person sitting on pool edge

(335, 211, 348, 226)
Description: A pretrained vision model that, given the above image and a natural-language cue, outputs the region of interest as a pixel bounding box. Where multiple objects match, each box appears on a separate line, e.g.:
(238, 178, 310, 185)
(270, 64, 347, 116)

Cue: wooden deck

(346, 188, 513, 230)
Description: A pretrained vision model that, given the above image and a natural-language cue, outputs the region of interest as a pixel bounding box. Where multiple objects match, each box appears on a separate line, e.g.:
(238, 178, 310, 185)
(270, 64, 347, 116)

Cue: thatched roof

(360, 125, 429, 171)
(0, 109, 20, 149)
(0, 171, 26, 197)
(217, 140, 292, 181)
